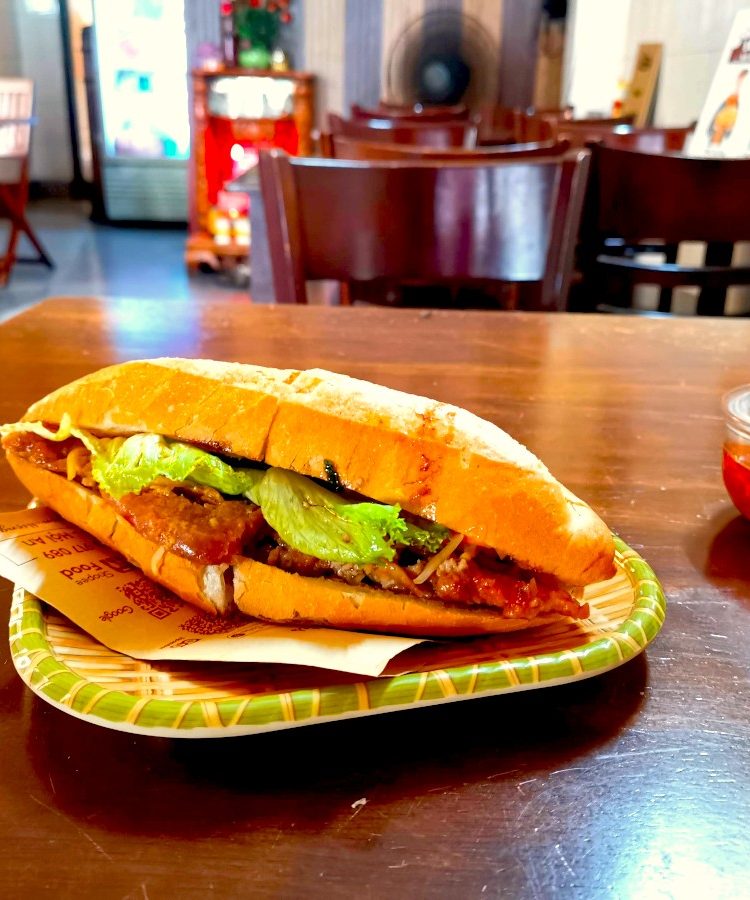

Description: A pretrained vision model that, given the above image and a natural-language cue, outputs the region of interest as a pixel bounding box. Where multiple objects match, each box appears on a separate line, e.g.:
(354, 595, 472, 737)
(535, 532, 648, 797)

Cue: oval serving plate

(9, 536, 665, 738)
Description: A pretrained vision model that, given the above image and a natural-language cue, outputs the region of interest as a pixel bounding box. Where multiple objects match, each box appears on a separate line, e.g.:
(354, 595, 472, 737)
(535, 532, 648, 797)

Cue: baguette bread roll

(7, 454, 231, 615)
(232, 559, 563, 636)
(7, 453, 563, 635)
(21, 358, 615, 586)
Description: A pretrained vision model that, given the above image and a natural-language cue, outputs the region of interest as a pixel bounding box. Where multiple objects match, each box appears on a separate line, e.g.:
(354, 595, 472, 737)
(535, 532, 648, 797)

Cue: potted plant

(234, 0, 292, 70)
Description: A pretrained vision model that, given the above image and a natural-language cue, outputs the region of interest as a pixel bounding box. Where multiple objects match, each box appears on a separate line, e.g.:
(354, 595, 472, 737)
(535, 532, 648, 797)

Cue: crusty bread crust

(233, 559, 563, 636)
(21, 358, 615, 585)
(6, 454, 572, 635)
(7, 454, 230, 616)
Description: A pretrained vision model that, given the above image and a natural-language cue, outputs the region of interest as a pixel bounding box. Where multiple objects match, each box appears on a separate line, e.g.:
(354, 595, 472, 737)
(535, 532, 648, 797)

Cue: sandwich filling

(1, 418, 589, 622)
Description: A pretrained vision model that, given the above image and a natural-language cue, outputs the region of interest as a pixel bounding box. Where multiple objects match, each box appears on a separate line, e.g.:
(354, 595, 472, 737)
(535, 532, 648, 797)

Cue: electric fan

(385, 9, 499, 110)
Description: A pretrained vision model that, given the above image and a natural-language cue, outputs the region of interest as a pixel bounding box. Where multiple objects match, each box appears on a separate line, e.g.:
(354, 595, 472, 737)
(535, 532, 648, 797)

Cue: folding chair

(0, 78, 54, 286)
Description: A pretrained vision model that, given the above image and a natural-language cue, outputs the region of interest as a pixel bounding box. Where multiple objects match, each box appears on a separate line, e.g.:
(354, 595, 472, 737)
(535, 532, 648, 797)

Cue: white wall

(565, 0, 750, 125)
(563, 0, 631, 118)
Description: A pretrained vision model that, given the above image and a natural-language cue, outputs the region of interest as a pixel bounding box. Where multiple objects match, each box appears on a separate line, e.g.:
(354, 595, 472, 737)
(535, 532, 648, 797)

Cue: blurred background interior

(2, 0, 750, 321)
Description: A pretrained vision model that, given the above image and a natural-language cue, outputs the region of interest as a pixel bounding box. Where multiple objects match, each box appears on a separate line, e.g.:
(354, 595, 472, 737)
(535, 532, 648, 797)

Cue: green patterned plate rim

(8, 536, 665, 738)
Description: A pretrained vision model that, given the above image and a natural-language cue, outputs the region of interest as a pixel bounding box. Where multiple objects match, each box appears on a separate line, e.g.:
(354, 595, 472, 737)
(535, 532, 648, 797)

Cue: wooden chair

(536, 114, 633, 147)
(475, 105, 519, 145)
(477, 105, 573, 145)
(327, 113, 477, 148)
(500, 114, 632, 147)
(552, 116, 645, 148)
(258, 148, 591, 311)
(0, 78, 53, 286)
(577, 145, 750, 315)
(320, 133, 571, 161)
(598, 124, 694, 153)
(351, 103, 470, 122)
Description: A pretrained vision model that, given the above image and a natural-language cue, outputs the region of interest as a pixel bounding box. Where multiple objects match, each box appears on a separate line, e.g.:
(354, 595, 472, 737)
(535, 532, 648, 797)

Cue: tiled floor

(0, 200, 250, 323)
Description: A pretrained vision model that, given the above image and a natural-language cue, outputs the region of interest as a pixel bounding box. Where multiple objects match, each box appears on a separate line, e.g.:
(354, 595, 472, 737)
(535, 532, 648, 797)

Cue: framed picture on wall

(687, 9, 750, 157)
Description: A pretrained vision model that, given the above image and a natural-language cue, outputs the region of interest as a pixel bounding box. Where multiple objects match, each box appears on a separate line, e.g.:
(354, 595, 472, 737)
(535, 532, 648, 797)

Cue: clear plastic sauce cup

(722, 384, 750, 519)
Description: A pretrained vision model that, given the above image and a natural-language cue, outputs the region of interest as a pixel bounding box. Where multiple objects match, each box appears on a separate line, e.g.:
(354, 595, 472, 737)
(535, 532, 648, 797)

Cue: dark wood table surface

(1, 298, 748, 898)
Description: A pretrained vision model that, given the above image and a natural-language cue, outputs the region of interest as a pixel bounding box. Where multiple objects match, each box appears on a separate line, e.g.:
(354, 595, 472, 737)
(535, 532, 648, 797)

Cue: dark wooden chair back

(477, 105, 574, 144)
(327, 113, 476, 148)
(259, 149, 591, 311)
(485, 104, 523, 130)
(599, 125, 694, 153)
(475, 104, 519, 145)
(513, 114, 556, 143)
(579, 144, 750, 315)
(321, 134, 571, 161)
(551, 116, 637, 147)
(351, 103, 470, 122)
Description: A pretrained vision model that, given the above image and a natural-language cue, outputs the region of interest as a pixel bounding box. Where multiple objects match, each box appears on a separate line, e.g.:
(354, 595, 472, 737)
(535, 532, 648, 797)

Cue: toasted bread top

(22, 358, 615, 585)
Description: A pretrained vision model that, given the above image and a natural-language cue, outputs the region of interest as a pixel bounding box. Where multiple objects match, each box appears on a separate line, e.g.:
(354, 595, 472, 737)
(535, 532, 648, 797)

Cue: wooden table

(1, 298, 748, 898)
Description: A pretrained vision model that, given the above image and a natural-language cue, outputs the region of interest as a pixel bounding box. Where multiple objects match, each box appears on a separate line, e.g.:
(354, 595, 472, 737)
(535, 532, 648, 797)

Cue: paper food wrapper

(0, 508, 427, 677)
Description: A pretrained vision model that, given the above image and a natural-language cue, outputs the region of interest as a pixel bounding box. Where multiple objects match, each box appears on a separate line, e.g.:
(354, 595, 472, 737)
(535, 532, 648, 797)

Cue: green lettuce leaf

(0, 416, 264, 501)
(401, 519, 450, 554)
(3, 418, 450, 564)
(256, 468, 409, 564)
(89, 433, 266, 500)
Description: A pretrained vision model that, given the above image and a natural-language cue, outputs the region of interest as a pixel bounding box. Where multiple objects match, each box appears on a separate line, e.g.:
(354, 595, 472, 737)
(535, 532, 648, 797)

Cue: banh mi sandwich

(0, 359, 616, 637)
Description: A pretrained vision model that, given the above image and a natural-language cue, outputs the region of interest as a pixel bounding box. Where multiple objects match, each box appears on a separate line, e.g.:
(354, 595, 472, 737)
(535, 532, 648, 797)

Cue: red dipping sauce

(722, 385, 750, 519)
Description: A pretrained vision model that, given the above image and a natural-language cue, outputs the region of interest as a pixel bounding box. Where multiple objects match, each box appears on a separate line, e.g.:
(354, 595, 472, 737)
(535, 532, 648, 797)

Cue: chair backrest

(588, 144, 750, 244)
(474, 105, 518, 145)
(259, 149, 591, 310)
(475, 106, 575, 145)
(0, 78, 33, 159)
(327, 113, 476, 148)
(576, 144, 750, 314)
(599, 125, 694, 154)
(551, 116, 637, 147)
(513, 113, 556, 143)
(321, 134, 571, 161)
(351, 102, 470, 122)
(483, 105, 523, 131)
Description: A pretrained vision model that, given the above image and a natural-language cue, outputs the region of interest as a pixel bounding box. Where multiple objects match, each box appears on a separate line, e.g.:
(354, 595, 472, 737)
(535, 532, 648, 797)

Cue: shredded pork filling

(3, 432, 589, 620)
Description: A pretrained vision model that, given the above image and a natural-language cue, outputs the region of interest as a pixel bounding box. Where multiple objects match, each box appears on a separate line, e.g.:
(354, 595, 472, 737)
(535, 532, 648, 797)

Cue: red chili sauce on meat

(113, 486, 266, 565)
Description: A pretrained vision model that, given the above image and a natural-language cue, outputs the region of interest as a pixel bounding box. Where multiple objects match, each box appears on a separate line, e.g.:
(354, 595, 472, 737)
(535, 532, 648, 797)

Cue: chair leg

(1, 224, 19, 283)
(18, 214, 54, 268)
(0, 186, 22, 281)
(0, 185, 55, 274)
